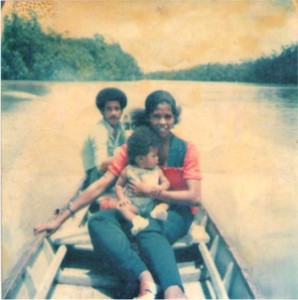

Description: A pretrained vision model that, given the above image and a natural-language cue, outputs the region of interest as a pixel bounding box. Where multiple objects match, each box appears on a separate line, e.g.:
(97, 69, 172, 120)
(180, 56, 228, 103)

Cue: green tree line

(1, 12, 143, 81)
(1, 12, 297, 84)
(146, 44, 298, 84)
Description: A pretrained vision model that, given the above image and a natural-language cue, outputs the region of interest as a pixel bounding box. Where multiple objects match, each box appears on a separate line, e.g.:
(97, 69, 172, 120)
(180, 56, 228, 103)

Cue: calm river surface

(2, 80, 298, 298)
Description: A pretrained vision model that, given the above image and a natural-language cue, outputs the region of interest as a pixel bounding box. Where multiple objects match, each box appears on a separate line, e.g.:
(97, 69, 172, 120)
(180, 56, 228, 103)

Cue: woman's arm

(129, 179, 201, 206)
(156, 179, 201, 205)
(99, 157, 114, 173)
(151, 169, 170, 195)
(34, 171, 116, 235)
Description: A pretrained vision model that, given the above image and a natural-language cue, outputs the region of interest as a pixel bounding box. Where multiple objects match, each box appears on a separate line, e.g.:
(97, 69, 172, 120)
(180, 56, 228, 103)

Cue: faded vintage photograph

(1, 0, 298, 299)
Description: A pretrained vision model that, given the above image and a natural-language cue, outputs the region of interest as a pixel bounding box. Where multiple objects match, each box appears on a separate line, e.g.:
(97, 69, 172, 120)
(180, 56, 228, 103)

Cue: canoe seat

(50, 205, 91, 248)
(34, 242, 67, 299)
(173, 223, 210, 249)
(50, 215, 210, 251)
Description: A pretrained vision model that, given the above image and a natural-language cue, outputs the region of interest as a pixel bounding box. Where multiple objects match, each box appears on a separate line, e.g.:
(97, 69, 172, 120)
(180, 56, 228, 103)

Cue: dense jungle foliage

(146, 44, 298, 84)
(1, 12, 297, 84)
(1, 13, 143, 81)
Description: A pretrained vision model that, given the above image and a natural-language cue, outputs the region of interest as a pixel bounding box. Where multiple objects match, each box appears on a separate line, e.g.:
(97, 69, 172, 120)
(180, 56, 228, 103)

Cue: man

(82, 87, 127, 196)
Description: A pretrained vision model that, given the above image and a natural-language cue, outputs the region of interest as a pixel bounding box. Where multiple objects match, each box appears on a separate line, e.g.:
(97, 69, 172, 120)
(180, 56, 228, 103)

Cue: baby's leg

(118, 204, 149, 235)
(119, 204, 139, 223)
(150, 203, 169, 221)
(131, 216, 149, 236)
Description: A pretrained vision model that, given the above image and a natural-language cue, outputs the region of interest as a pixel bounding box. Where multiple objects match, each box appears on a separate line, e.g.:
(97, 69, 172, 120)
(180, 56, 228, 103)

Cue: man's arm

(99, 144, 125, 173)
(93, 123, 109, 170)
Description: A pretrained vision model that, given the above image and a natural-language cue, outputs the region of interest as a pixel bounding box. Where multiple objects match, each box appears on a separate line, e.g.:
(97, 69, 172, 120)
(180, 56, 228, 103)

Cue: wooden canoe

(2, 179, 263, 299)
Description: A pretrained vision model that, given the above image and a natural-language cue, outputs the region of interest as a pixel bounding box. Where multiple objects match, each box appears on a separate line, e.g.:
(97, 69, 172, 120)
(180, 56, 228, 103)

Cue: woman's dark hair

(96, 87, 127, 113)
(131, 90, 181, 127)
(127, 126, 161, 165)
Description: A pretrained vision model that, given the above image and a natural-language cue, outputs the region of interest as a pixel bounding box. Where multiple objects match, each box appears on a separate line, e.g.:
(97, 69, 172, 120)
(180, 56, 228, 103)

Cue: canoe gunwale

(2, 232, 47, 299)
(2, 178, 85, 299)
(199, 204, 264, 299)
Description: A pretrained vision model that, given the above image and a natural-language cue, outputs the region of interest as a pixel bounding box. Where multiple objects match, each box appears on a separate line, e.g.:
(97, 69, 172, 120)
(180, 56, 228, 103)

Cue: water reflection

(257, 85, 298, 108)
(276, 87, 298, 108)
(1, 95, 31, 112)
(1, 80, 51, 95)
(1, 81, 51, 112)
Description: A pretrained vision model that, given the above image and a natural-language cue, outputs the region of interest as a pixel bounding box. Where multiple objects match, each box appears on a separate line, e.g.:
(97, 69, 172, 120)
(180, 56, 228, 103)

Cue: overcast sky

(3, 0, 298, 73)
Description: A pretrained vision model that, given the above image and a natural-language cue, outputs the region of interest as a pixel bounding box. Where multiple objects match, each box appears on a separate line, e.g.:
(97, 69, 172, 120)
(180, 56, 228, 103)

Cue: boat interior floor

(4, 203, 257, 299)
(50, 244, 210, 299)
(46, 205, 215, 299)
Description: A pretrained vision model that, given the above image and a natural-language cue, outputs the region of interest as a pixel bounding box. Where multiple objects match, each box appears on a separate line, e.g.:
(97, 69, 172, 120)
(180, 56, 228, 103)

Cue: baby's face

(142, 147, 159, 169)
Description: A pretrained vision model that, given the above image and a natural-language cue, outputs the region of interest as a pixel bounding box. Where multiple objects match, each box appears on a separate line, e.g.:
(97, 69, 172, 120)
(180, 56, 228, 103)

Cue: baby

(115, 126, 170, 235)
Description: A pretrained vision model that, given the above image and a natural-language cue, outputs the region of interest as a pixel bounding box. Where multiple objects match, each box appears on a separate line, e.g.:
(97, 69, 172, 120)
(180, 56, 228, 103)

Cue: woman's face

(149, 103, 175, 138)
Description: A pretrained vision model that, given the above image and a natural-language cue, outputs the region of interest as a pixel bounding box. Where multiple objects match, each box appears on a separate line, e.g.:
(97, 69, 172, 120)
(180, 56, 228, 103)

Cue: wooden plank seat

(57, 267, 121, 289)
(34, 243, 67, 299)
(49, 204, 91, 248)
(50, 222, 210, 253)
(50, 209, 210, 250)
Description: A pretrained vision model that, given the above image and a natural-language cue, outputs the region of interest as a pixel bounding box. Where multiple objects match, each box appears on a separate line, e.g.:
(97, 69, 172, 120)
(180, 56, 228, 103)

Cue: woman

(34, 90, 202, 299)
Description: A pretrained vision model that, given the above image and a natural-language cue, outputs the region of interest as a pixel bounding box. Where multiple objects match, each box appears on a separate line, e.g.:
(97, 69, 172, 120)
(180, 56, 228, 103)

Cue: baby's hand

(117, 197, 131, 208)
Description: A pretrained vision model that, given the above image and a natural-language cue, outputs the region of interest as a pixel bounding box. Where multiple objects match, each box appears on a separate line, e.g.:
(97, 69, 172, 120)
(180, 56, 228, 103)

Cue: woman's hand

(128, 180, 153, 196)
(150, 185, 163, 196)
(33, 219, 62, 236)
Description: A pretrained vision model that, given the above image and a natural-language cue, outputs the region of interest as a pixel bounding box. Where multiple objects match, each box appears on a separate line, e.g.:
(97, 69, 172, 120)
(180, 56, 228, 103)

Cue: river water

(2, 80, 297, 298)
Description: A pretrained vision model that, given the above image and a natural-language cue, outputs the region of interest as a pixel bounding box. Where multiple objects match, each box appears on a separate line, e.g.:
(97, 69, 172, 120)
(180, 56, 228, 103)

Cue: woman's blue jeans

(88, 205, 194, 292)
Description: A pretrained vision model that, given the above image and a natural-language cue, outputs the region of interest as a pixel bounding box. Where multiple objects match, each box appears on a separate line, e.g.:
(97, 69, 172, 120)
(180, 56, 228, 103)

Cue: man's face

(102, 101, 123, 127)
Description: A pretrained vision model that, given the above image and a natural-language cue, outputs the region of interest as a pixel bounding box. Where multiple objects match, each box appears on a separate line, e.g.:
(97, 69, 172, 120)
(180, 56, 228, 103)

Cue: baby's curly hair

(127, 126, 161, 165)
